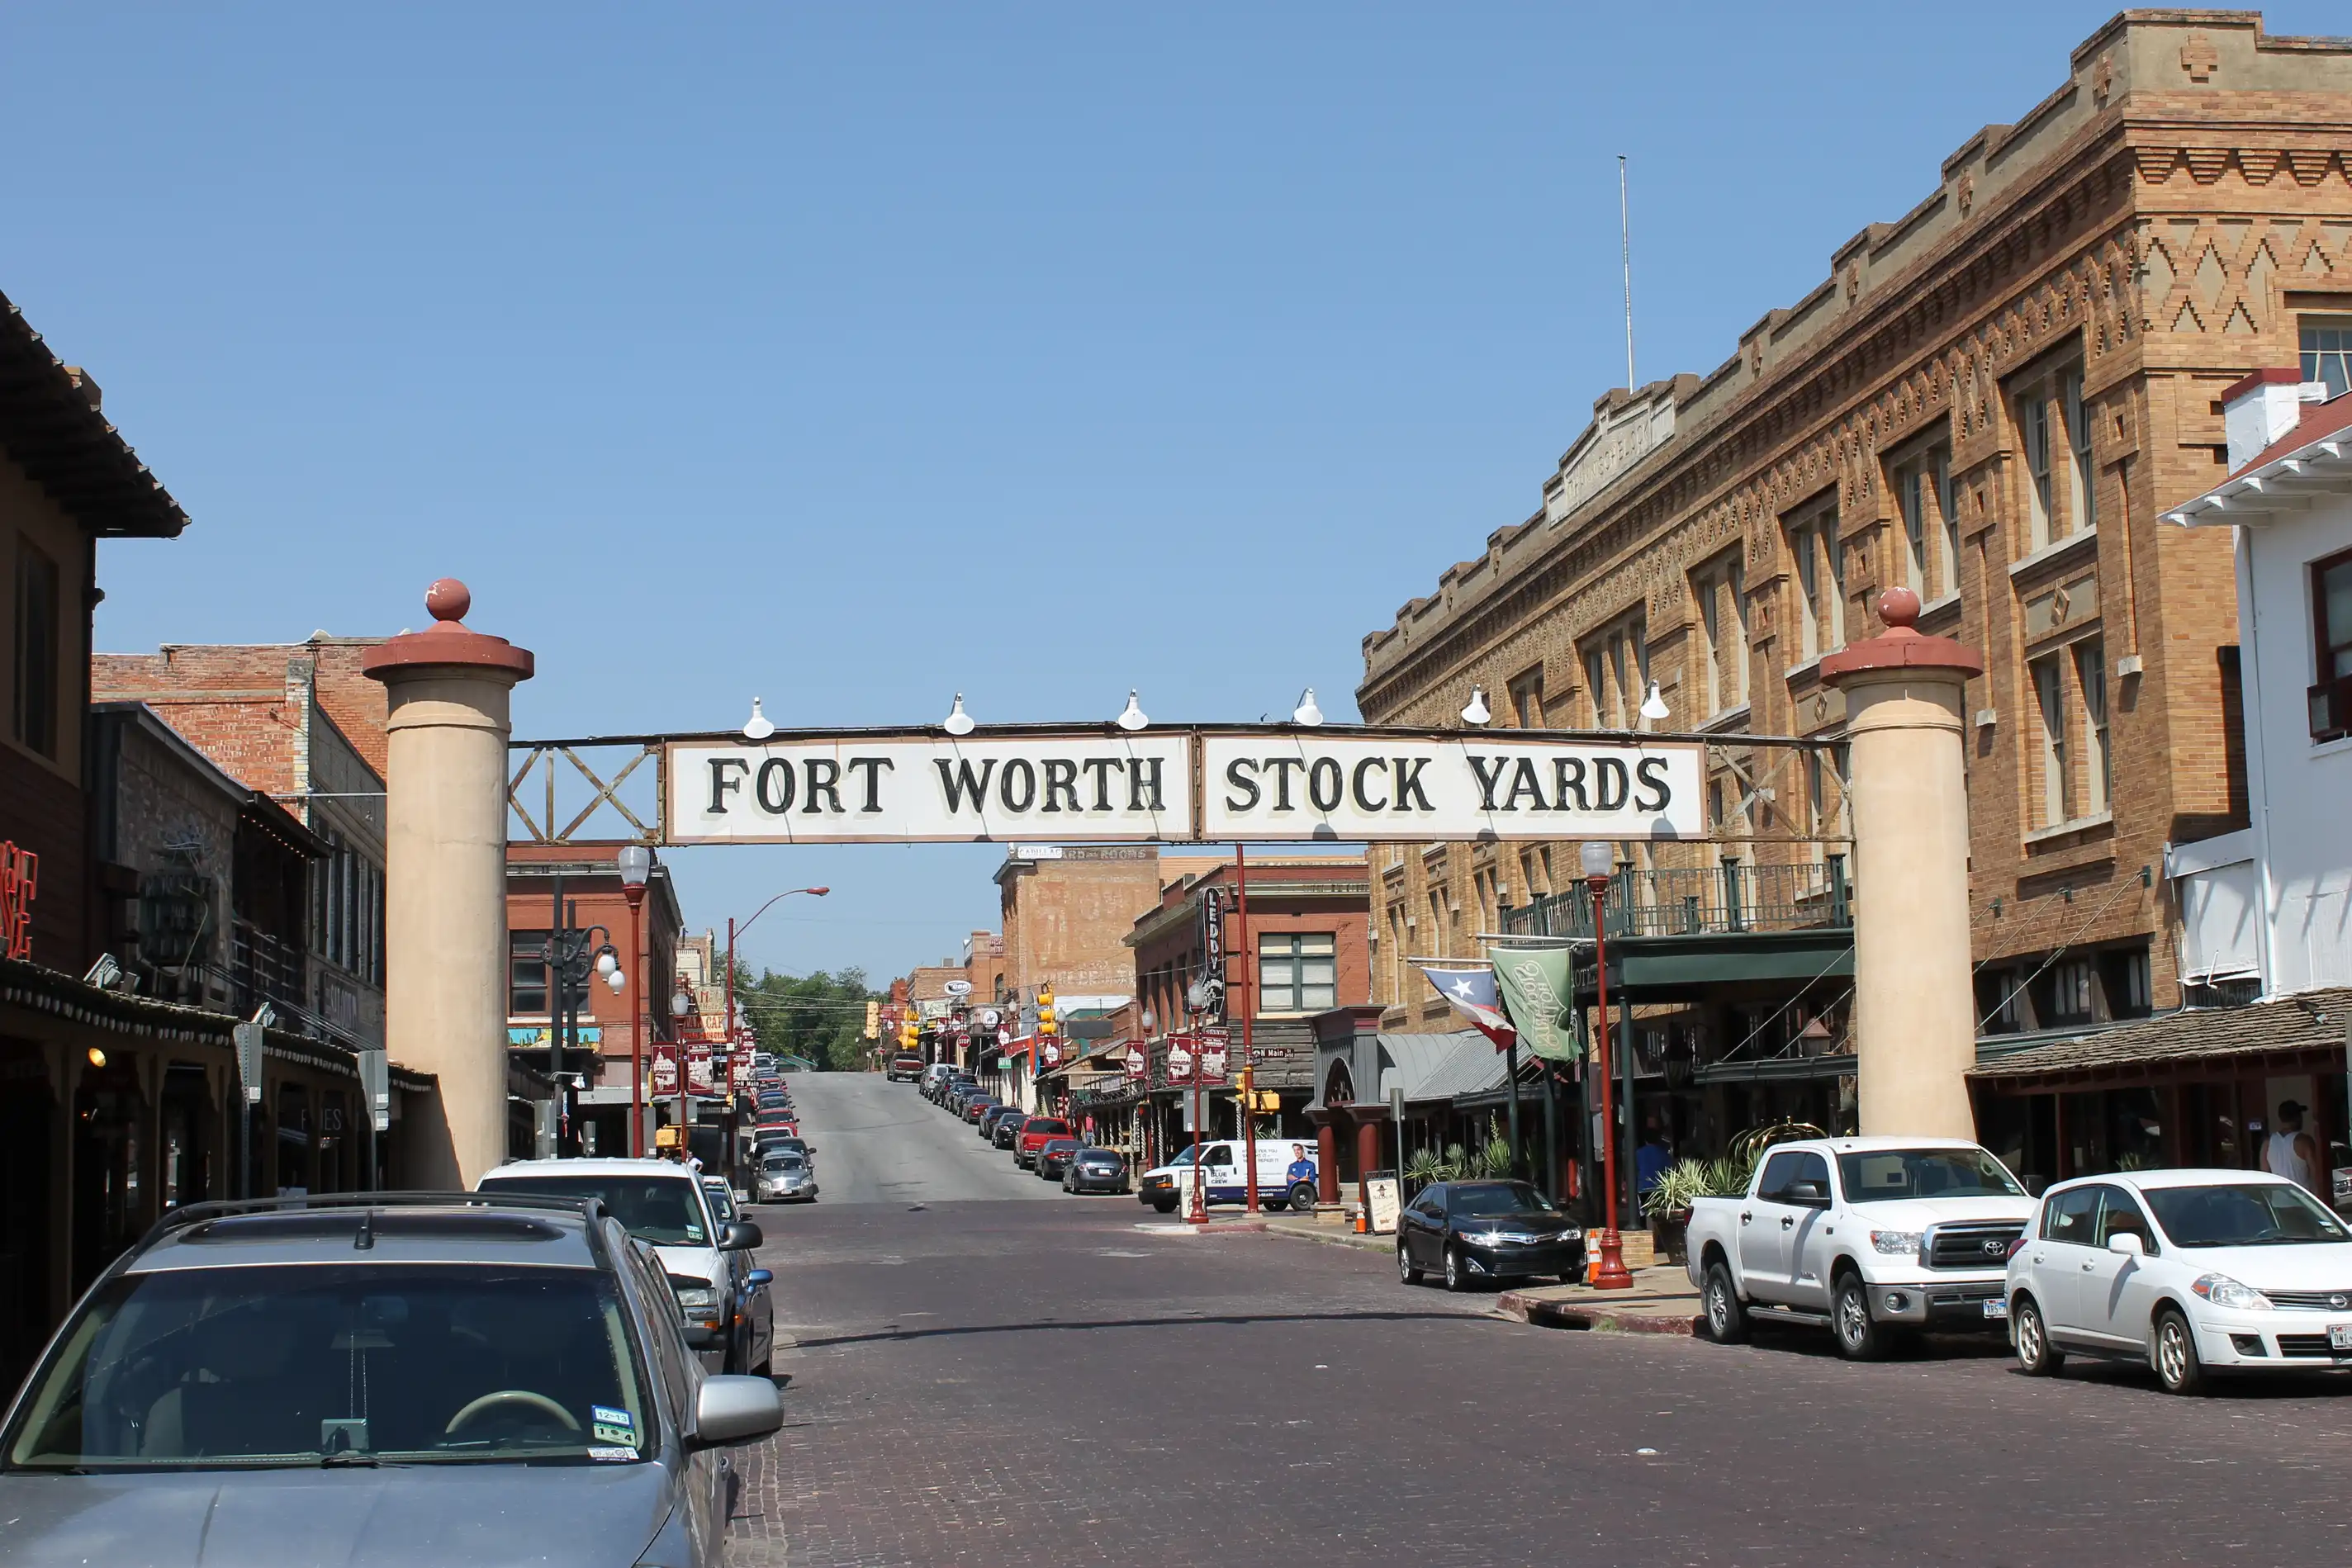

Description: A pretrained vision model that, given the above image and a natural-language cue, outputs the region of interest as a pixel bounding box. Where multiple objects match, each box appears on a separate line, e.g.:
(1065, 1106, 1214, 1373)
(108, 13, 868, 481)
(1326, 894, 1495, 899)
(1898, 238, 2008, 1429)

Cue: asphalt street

(730, 1077, 2352, 1568)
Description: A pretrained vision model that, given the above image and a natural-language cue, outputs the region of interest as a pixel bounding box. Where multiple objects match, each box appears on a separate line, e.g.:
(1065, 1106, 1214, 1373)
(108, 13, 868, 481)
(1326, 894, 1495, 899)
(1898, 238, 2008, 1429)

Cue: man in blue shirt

(1284, 1143, 1317, 1187)
(1634, 1124, 1674, 1200)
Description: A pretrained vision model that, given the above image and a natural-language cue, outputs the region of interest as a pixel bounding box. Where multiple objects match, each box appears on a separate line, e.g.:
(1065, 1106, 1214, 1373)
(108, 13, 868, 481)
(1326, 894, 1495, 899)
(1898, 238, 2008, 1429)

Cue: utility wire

(1975, 868, 2150, 1032)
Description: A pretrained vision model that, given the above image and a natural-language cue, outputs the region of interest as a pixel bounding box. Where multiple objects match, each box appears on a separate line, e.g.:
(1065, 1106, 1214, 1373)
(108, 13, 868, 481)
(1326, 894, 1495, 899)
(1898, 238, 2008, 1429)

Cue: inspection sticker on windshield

(589, 1446, 638, 1462)
(591, 1405, 636, 1446)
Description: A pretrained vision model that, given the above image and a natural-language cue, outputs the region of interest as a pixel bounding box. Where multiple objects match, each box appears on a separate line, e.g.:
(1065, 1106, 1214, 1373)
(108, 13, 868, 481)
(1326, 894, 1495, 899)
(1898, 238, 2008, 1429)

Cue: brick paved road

(729, 1195, 2352, 1568)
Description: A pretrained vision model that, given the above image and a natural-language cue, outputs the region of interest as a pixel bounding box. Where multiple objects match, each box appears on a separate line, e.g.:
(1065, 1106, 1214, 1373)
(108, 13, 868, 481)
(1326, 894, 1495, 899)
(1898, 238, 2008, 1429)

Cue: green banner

(1487, 944, 1578, 1061)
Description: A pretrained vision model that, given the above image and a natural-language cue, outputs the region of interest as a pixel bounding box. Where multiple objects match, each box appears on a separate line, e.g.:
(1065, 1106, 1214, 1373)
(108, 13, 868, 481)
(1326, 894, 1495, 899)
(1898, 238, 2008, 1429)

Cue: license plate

(2330, 1324, 2352, 1352)
(1982, 1299, 2009, 1321)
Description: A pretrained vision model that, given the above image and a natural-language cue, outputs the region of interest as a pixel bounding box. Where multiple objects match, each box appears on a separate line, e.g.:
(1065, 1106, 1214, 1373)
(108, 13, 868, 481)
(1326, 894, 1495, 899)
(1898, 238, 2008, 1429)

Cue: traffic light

(864, 1000, 880, 1040)
(1036, 984, 1057, 1037)
(899, 1015, 918, 1051)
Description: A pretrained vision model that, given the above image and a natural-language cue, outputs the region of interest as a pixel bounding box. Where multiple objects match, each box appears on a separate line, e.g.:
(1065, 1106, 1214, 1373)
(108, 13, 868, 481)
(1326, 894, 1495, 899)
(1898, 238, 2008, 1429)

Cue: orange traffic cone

(1354, 1210, 1368, 1234)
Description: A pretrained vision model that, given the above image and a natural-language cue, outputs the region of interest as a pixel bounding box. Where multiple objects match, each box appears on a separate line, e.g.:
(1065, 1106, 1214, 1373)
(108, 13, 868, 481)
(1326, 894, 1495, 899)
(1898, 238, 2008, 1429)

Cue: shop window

(2075, 638, 2110, 815)
(1259, 933, 1339, 1013)
(2312, 547, 2352, 743)
(1507, 666, 1545, 729)
(2034, 957, 2097, 1027)
(11, 541, 59, 758)
(2098, 944, 2152, 1021)
(2303, 316, 2352, 400)
(510, 930, 593, 1016)
(2031, 654, 2069, 827)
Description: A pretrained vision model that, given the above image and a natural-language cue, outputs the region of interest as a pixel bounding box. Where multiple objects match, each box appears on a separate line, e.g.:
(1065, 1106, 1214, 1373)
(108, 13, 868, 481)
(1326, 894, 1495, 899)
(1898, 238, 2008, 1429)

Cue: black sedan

(1396, 1180, 1583, 1292)
(1034, 1137, 1081, 1180)
(1063, 1147, 1130, 1195)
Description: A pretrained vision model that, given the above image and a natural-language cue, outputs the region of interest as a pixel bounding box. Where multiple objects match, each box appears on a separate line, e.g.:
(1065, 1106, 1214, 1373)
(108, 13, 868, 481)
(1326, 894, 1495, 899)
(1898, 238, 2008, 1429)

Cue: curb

(1496, 1289, 1700, 1336)
(1256, 1223, 1393, 1254)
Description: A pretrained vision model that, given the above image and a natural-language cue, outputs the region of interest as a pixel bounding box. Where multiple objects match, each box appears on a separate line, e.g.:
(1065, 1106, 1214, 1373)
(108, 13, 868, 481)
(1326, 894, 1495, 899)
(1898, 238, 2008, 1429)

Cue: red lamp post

(1581, 839, 1634, 1291)
(618, 844, 651, 1158)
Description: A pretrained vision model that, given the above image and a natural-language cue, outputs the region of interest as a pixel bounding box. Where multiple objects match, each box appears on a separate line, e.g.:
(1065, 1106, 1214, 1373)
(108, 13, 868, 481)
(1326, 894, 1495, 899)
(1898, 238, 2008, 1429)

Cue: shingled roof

(0, 289, 187, 538)
(1968, 988, 2352, 1087)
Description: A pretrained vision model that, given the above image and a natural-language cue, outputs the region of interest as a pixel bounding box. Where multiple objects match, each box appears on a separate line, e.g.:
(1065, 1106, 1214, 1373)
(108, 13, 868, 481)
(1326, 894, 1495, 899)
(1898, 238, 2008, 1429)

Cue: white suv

(2007, 1168, 2352, 1394)
(479, 1158, 772, 1376)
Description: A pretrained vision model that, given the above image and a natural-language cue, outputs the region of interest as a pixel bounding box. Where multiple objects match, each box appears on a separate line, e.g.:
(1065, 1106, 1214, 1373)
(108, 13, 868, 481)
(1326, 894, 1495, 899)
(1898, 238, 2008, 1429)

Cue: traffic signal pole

(1235, 844, 1258, 1215)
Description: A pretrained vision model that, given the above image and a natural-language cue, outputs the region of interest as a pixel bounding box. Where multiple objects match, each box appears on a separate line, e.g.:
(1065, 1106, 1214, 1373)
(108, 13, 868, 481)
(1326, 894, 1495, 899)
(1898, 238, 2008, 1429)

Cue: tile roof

(1968, 988, 2352, 1084)
(1411, 1032, 1512, 1103)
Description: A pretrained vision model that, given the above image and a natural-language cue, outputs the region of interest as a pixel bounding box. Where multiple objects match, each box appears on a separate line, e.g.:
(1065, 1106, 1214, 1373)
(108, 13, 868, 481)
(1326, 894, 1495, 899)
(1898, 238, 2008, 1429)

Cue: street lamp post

(1581, 840, 1634, 1290)
(540, 871, 620, 1160)
(618, 844, 651, 1157)
(671, 984, 695, 1149)
(1234, 844, 1259, 1215)
(725, 888, 830, 1077)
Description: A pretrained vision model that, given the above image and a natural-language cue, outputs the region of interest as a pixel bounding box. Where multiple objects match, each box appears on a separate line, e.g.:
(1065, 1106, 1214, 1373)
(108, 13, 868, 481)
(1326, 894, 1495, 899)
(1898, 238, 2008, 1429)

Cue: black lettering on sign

(936, 757, 994, 812)
(1082, 757, 1120, 812)
(1130, 756, 1165, 812)
(755, 758, 795, 814)
(1635, 756, 1672, 812)
(1306, 757, 1342, 813)
(804, 759, 844, 815)
(1264, 756, 1304, 811)
(1350, 756, 1388, 812)
(1041, 758, 1080, 813)
(846, 756, 894, 813)
(1468, 756, 1508, 810)
(1553, 757, 1589, 811)
(707, 758, 749, 814)
(1224, 757, 1261, 811)
(1594, 756, 1630, 811)
(999, 758, 1036, 812)
(1503, 757, 1547, 811)
(1392, 757, 1434, 811)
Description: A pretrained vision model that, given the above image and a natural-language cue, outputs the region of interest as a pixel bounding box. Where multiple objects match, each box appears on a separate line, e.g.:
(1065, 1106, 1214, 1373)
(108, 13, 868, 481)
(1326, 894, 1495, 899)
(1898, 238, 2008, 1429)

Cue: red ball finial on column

(424, 578, 472, 624)
(1877, 585, 1921, 631)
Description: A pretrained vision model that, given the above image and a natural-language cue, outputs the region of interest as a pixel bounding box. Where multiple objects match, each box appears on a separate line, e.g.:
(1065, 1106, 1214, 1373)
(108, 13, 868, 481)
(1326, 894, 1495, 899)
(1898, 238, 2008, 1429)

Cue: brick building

(994, 845, 1169, 1013)
(1357, 12, 2352, 1090)
(92, 637, 390, 1051)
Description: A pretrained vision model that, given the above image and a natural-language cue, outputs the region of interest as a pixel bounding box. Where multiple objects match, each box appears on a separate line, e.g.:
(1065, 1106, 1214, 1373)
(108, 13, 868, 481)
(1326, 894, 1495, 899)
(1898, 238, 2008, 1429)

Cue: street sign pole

(233, 1022, 263, 1199)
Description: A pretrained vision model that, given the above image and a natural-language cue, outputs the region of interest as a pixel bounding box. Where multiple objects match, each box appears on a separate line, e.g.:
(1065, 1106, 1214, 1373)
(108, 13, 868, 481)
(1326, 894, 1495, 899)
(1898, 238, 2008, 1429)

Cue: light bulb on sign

(1460, 686, 1491, 727)
(942, 694, 975, 736)
(742, 698, 775, 741)
(607, 969, 627, 994)
(1115, 690, 1148, 731)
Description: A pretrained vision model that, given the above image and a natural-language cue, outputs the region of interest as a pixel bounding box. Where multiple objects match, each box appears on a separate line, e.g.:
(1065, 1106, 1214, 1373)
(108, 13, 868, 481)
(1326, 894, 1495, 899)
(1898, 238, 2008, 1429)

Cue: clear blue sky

(7, 4, 2331, 983)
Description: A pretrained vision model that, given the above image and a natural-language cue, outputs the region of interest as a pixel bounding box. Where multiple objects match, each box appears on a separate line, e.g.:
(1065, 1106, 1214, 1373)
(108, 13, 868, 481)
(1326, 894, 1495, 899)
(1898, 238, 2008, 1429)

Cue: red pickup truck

(1014, 1116, 1074, 1168)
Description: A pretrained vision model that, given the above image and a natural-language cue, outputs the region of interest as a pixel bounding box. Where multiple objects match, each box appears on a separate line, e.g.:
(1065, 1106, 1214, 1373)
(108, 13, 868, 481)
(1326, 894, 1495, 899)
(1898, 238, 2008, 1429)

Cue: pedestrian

(2264, 1101, 2318, 1193)
(1634, 1123, 1674, 1201)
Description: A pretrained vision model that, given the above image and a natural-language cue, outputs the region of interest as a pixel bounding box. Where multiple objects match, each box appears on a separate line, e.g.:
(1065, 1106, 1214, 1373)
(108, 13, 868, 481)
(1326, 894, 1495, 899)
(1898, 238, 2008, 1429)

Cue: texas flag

(1415, 961, 1516, 1051)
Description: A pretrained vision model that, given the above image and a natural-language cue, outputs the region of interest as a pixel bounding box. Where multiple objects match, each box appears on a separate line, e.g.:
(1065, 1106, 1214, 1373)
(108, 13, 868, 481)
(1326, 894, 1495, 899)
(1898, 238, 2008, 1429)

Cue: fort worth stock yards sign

(665, 730, 1702, 845)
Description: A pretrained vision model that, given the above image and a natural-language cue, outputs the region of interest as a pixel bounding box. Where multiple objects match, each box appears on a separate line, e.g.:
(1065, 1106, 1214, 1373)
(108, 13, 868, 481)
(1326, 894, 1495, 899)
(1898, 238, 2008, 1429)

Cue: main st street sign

(662, 726, 1702, 846)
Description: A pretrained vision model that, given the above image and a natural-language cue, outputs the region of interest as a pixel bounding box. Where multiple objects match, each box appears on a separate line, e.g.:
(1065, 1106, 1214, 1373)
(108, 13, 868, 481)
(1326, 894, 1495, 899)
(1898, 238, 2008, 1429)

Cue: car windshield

(702, 1184, 737, 1220)
(2, 1263, 649, 1472)
(2145, 1182, 2351, 1248)
(1836, 1149, 2022, 1202)
(1449, 1182, 1558, 1218)
(1042, 1139, 1077, 1151)
(480, 1176, 708, 1245)
(773, 1155, 805, 1172)
(1079, 1151, 1121, 1164)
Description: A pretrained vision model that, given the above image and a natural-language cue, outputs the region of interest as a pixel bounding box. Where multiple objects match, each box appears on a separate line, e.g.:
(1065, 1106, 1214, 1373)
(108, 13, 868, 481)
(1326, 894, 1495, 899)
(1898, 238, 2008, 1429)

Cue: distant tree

(737, 965, 880, 1071)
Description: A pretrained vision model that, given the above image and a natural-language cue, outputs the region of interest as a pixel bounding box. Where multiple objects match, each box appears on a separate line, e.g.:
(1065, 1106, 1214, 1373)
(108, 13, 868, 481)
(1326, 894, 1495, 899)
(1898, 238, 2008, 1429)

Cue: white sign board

(1198, 734, 1703, 842)
(670, 735, 1193, 844)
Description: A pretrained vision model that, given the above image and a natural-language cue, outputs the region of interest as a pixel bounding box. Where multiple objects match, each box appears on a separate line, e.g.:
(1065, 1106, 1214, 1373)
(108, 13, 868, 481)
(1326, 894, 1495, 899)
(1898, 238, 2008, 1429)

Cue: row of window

(314, 836, 384, 986)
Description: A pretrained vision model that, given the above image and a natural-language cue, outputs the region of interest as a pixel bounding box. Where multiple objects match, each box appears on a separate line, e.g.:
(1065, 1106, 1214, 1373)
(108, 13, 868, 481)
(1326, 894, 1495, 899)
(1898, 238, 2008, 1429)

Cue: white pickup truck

(1684, 1135, 2037, 1358)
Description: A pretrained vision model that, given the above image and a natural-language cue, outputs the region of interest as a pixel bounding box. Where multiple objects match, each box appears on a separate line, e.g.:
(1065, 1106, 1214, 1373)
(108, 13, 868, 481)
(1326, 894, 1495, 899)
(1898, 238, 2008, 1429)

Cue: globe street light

(617, 845, 652, 1156)
(1581, 839, 1634, 1291)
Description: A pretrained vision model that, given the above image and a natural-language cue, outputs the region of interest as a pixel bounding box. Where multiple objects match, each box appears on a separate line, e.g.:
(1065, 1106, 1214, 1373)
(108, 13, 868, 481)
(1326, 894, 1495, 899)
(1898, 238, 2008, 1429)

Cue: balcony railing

(1501, 856, 1850, 940)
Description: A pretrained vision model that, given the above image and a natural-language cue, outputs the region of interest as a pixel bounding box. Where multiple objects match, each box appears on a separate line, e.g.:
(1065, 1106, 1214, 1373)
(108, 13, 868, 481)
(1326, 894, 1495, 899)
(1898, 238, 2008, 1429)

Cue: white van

(1136, 1139, 1317, 1215)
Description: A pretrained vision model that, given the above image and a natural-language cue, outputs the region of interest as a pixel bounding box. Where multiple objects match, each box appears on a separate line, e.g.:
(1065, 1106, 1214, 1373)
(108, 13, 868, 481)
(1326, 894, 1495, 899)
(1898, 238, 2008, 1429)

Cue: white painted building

(2165, 368, 2352, 1000)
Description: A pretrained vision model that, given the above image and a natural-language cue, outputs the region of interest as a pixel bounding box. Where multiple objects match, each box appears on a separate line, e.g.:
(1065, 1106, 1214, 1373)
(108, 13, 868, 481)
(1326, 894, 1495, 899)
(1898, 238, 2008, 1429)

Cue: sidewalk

(1493, 1267, 1700, 1336)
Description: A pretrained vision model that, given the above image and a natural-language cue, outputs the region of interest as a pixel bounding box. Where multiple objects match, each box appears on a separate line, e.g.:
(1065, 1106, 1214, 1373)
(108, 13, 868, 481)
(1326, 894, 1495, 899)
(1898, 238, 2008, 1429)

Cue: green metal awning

(1570, 928, 1853, 1000)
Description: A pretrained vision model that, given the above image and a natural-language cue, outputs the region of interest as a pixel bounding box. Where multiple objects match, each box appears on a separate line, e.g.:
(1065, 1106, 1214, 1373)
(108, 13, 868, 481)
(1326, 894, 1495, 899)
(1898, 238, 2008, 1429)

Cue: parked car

(1136, 1139, 1314, 1214)
(2007, 1168, 2352, 1394)
(887, 1053, 926, 1082)
(988, 1107, 1030, 1148)
(919, 1062, 952, 1097)
(759, 1134, 812, 1172)
(963, 1095, 1003, 1127)
(1064, 1147, 1130, 1194)
(0, 1191, 783, 1567)
(479, 1158, 774, 1376)
(1397, 1180, 1584, 1290)
(1015, 1116, 1074, 1168)
(759, 1151, 818, 1203)
(1035, 1137, 1082, 1180)
(1686, 1136, 2036, 1359)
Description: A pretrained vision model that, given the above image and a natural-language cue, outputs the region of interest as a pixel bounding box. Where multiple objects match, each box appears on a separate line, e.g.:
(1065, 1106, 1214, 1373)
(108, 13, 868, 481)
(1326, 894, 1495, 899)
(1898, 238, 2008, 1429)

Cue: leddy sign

(1199, 734, 1702, 842)
(670, 736, 1193, 844)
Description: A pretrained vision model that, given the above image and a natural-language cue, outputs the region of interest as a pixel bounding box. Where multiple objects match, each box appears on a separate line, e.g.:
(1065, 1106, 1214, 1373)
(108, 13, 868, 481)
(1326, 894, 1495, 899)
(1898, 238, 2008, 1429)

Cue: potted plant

(1642, 1155, 1755, 1265)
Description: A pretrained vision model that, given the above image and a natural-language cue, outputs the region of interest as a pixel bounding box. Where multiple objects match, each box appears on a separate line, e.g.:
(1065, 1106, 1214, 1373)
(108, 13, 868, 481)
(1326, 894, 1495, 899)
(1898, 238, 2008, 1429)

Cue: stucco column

(1821, 589, 1984, 1138)
(363, 580, 533, 1187)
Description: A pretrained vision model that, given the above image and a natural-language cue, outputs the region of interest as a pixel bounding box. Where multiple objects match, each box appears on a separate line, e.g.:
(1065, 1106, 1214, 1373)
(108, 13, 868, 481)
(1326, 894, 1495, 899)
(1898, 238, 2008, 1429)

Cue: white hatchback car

(2006, 1168, 2352, 1394)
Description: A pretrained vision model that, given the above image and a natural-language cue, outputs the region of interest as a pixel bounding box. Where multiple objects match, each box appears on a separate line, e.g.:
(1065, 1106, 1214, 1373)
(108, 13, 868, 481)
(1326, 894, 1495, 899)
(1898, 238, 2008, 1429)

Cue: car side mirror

(1787, 1180, 1829, 1207)
(688, 1374, 784, 1449)
(2022, 1175, 2048, 1197)
(720, 1221, 764, 1252)
(746, 1268, 773, 1288)
(2107, 1232, 2144, 1258)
